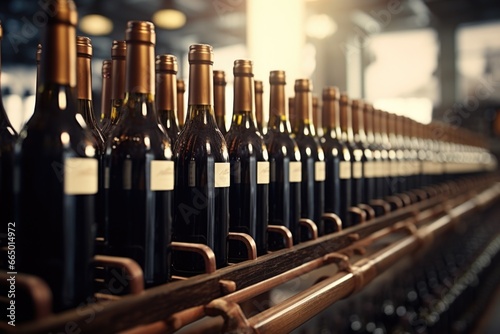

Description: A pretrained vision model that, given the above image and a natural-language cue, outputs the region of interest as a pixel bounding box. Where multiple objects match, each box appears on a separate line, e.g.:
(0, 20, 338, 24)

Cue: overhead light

(79, 14, 113, 36)
(306, 14, 337, 39)
(152, 9, 187, 30)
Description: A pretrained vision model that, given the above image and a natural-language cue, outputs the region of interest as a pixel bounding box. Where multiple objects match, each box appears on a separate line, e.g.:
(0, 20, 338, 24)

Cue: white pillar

(247, 0, 306, 119)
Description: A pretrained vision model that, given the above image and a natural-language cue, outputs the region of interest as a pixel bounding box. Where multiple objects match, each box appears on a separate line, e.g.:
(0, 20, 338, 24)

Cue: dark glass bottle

(376, 109, 391, 198)
(99, 59, 112, 135)
(173, 44, 230, 273)
(213, 70, 228, 135)
(320, 87, 341, 217)
(312, 95, 323, 138)
(338, 94, 358, 227)
(105, 40, 127, 138)
(107, 21, 174, 287)
(352, 99, 372, 204)
(225, 60, 269, 257)
(156, 54, 180, 145)
(0, 22, 18, 249)
(254, 80, 267, 135)
(293, 79, 325, 234)
(76, 36, 106, 245)
(362, 102, 377, 203)
(264, 70, 301, 245)
(386, 112, 401, 196)
(320, 87, 349, 228)
(15, 0, 97, 312)
(177, 79, 185, 129)
(76, 36, 106, 153)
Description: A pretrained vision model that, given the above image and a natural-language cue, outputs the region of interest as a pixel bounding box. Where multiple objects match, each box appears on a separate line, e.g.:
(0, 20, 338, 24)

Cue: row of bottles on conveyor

(0, 0, 497, 316)
(310, 206, 500, 334)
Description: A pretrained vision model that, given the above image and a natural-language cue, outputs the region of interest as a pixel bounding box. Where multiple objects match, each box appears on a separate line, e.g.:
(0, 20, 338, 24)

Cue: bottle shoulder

(225, 128, 268, 161)
(174, 118, 229, 162)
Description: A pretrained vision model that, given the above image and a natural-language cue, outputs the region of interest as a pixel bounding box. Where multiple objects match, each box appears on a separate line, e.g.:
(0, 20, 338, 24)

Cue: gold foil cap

(213, 70, 226, 85)
(255, 80, 263, 93)
(102, 59, 112, 76)
(340, 92, 351, 105)
(0, 21, 2, 39)
(269, 70, 286, 85)
(125, 21, 155, 44)
(155, 54, 178, 73)
(111, 40, 126, 58)
(322, 86, 340, 100)
(352, 99, 363, 109)
(233, 59, 253, 76)
(188, 44, 213, 64)
(51, 0, 77, 25)
(177, 79, 185, 92)
(76, 36, 92, 58)
(294, 79, 311, 92)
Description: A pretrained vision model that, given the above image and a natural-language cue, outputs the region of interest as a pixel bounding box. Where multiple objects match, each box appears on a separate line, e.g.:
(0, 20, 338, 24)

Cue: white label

(390, 161, 399, 177)
(214, 162, 230, 188)
(150, 160, 174, 191)
(289, 161, 302, 183)
(339, 161, 351, 179)
(64, 157, 98, 195)
(364, 161, 376, 178)
(380, 161, 389, 177)
(315, 161, 326, 181)
(257, 161, 270, 184)
(353, 161, 362, 179)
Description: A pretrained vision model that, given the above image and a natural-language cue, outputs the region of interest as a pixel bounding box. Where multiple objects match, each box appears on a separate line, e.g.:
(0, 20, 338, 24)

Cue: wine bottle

(362, 102, 377, 203)
(376, 109, 391, 198)
(386, 112, 400, 195)
(339, 94, 358, 226)
(0, 22, 18, 249)
(173, 44, 230, 273)
(320, 87, 349, 228)
(76, 36, 106, 245)
(99, 59, 112, 135)
(214, 70, 228, 135)
(76, 36, 106, 153)
(288, 97, 296, 133)
(264, 70, 301, 245)
(254, 79, 267, 135)
(293, 79, 325, 234)
(352, 99, 372, 204)
(156, 54, 180, 145)
(225, 60, 269, 257)
(15, 0, 97, 312)
(105, 40, 127, 138)
(312, 95, 323, 138)
(107, 21, 174, 287)
(177, 79, 185, 128)
(372, 108, 388, 199)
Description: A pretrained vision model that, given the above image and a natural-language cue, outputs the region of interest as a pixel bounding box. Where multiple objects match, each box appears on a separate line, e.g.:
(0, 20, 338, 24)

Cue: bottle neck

(364, 110, 374, 144)
(352, 106, 366, 143)
(214, 83, 225, 118)
(255, 86, 264, 130)
(268, 83, 291, 133)
(322, 98, 341, 139)
(41, 21, 76, 87)
(294, 90, 316, 136)
(232, 74, 255, 117)
(156, 71, 177, 113)
(340, 103, 354, 143)
(125, 41, 154, 95)
(189, 62, 213, 106)
(177, 81, 185, 127)
(111, 56, 126, 101)
(77, 55, 92, 101)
